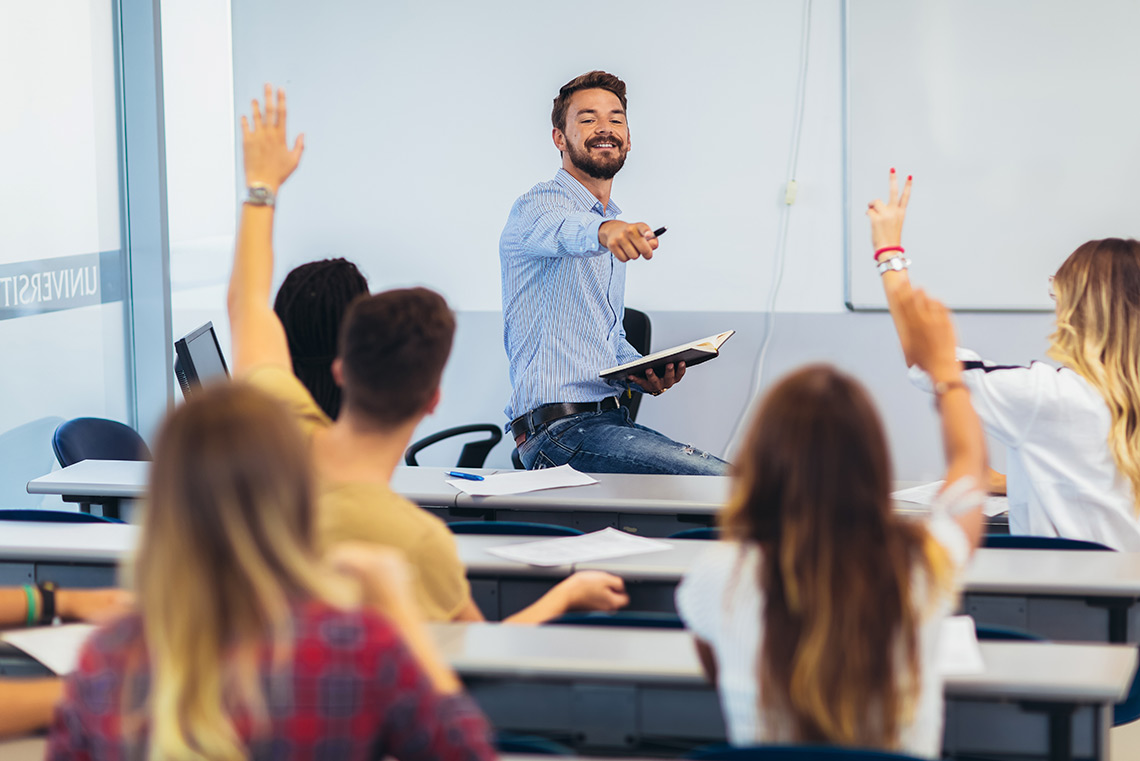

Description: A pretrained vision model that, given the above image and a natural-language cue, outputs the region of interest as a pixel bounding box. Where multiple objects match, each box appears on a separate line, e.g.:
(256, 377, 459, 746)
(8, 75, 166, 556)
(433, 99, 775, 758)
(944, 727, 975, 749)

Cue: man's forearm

(0, 679, 62, 736)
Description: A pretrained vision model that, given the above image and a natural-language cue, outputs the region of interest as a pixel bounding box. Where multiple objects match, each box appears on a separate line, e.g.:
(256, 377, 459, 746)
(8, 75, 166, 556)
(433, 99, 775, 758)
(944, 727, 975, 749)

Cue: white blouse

(912, 349, 1138, 550)
(675, 484, 979, 757)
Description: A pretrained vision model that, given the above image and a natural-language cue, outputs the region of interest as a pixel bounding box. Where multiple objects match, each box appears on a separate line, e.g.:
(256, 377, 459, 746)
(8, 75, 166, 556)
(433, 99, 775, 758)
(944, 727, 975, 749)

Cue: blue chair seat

(448, 521, 582, 537)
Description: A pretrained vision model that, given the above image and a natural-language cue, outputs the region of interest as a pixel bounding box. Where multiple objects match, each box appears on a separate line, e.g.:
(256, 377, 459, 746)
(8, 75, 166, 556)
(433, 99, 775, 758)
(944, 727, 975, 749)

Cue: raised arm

(867, 169, 918, 367)
(227, 84, 305, 374)
(896, 288, 987, 549)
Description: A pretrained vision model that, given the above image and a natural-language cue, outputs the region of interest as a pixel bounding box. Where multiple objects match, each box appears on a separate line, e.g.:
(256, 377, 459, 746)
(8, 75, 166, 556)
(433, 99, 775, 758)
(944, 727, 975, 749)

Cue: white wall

(161, 0, 1062, 477)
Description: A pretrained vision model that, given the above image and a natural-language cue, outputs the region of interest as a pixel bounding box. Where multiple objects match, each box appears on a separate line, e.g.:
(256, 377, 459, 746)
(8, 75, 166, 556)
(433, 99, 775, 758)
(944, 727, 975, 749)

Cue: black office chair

(404, 423, 502, 467)
(620, 307, 652, 423)
(51, 417, 150, 518)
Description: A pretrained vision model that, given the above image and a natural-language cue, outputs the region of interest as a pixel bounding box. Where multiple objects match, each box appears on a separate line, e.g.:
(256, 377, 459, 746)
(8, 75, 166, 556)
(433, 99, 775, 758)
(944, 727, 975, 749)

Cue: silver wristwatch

(245, 184, 276, 208)
(877, 256, 911, 275)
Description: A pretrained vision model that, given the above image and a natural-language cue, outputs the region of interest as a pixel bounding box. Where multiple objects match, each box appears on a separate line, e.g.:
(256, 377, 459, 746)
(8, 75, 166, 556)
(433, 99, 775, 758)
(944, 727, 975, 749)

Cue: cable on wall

(723, 0, 814, 460)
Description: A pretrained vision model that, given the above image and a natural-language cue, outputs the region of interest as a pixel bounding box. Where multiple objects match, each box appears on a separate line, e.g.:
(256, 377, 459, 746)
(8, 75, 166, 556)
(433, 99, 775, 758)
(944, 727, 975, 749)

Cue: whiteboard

(229, 0, 814, 313)
(845, 0, 1140, 311)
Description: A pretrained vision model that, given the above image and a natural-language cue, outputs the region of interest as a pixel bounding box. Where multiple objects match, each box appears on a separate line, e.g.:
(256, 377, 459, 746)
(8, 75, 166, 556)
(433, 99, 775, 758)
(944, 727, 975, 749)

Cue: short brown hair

(551, 70, 628, 132)
(338, 287, 455, 428)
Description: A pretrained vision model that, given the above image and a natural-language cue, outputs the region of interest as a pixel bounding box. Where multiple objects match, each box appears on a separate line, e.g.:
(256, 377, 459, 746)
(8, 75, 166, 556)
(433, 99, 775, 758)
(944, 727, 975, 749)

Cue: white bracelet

(877, 256, 911, 275)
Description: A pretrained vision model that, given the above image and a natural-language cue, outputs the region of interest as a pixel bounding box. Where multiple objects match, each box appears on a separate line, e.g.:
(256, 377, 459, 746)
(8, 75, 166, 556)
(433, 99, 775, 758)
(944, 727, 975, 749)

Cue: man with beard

(500, 71, 728, 475)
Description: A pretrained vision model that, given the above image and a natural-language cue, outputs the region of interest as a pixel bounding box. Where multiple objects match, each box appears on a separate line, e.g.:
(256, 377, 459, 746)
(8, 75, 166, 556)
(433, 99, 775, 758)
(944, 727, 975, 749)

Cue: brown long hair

(1047, 238, 1140, 512)
(136, 383, 353, 761)
(722, 365, 950, 748)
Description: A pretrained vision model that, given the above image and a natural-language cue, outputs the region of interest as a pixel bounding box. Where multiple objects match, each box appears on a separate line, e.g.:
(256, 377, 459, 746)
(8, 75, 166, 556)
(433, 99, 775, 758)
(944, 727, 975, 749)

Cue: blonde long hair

(1047, 239, 1140, 512)
(722, 365, 953, 748)
(135, 383, 351, 761)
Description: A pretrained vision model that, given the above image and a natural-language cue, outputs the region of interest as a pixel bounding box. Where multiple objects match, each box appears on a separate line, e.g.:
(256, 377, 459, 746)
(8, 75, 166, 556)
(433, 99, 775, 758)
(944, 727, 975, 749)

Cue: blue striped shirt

(500, 169, 643, 421)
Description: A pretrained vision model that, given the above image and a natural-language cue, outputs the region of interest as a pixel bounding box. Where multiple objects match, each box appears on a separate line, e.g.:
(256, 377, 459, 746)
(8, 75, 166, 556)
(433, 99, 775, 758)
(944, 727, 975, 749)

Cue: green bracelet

(23, 584, 37, 627)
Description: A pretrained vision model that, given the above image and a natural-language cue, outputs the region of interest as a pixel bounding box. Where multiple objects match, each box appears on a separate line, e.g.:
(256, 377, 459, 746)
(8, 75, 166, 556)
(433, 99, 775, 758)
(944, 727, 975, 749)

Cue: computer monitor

(174, 321, 230, 398)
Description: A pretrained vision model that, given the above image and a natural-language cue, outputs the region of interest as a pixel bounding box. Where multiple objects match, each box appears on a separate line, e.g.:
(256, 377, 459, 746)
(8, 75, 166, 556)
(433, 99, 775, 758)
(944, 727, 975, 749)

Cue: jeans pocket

(533, 450, 561, 470)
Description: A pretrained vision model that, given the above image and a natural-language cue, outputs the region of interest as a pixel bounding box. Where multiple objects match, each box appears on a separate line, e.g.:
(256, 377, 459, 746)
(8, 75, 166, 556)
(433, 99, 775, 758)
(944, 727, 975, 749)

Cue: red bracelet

(874, 245, 905, 261)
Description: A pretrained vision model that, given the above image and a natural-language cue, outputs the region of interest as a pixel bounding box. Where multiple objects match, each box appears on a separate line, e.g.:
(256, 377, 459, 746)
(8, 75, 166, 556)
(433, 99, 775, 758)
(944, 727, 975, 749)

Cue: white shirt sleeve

(909, 348, 1049, 447)
(676, 544, 736, 643)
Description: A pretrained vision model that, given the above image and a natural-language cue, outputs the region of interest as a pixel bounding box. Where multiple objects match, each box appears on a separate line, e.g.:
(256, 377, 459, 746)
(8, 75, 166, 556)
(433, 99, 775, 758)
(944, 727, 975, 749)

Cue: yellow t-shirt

(246, 365, 471, 621)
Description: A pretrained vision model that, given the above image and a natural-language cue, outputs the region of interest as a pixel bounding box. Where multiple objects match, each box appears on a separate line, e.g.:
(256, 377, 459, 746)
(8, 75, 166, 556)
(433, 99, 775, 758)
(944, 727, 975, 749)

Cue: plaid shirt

(45, 600, 495, 761)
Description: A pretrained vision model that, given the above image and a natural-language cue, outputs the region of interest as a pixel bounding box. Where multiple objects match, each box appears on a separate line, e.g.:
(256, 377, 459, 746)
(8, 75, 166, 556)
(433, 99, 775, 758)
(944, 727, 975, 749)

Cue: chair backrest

(688, 744, 928, 761)
(551, 611, 684, 629)
(669, 527, 721, 540)
(983, 534, 1114, 551)
(404, 423, 502, 468)
(974, 623, 1043, 641)
(52, 418, 151, 468)
(448, 521, 582, 537)
(0, 508, 123, 524)
(620, 308, 653, 423)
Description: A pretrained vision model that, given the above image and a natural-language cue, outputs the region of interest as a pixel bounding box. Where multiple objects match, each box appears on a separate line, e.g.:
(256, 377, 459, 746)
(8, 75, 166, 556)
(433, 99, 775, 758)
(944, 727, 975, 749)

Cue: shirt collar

(554, 168, 622, 216)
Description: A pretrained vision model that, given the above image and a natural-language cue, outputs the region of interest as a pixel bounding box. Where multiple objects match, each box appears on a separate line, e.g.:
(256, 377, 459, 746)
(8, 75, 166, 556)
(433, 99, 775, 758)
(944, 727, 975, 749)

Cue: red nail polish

(907, 175, 912, 181)
(890, 167, 896, 174)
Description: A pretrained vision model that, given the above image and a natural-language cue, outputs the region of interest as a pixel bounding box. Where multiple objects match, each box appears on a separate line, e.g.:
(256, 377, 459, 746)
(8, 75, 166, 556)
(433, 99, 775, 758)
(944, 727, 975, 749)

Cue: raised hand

(866, 168, 912, 258)
(896, 288, 959, 382)
(599, 221, 660, 262)
(240, 84, 304, 192)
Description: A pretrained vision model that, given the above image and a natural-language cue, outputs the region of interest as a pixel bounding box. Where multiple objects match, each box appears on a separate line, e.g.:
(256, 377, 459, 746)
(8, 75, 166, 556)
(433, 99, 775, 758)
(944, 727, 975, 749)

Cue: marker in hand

(652, 226, 667, 238)
(447, 471, 485, 481)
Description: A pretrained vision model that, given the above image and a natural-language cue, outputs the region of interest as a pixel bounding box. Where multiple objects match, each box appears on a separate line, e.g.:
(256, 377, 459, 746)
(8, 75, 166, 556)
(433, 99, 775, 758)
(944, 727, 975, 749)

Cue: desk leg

(1022, 702, 1075, 761)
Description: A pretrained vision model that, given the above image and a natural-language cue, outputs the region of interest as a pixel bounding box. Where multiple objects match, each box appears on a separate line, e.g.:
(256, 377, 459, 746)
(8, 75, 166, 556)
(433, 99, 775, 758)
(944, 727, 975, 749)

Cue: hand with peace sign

(866, 168, 913, 260)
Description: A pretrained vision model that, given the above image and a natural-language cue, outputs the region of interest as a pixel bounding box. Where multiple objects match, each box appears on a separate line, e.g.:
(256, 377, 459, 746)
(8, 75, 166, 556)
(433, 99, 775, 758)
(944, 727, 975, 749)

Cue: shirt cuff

(585, 215, 607, 254)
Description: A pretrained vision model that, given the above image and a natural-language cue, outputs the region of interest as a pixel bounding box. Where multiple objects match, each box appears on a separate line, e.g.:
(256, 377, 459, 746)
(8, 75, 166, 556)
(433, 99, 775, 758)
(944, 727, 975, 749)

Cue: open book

(600, 330, 735, 381)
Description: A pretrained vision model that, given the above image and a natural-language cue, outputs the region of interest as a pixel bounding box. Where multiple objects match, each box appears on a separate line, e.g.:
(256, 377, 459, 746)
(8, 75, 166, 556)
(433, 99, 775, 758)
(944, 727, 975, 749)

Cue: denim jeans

(517, 406, 729, 475)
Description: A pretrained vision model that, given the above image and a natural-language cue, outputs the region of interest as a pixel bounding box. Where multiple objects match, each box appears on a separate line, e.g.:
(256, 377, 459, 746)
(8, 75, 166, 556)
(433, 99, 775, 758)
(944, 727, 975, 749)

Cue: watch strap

(37, 581, 57, 624)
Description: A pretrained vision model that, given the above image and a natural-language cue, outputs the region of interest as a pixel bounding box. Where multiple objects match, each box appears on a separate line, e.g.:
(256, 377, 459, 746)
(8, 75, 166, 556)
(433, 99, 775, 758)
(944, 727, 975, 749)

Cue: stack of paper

(446, 464, 598, 496)
(1, 623, 96, 674)
(892, 480, 1009, 518)
(487, 527, 672, 567)
(937, 615, 986, 675)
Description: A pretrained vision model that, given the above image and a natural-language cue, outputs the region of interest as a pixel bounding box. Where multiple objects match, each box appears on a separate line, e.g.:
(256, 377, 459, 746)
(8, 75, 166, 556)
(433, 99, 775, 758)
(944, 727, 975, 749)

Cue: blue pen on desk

(447, 471, 485, 481)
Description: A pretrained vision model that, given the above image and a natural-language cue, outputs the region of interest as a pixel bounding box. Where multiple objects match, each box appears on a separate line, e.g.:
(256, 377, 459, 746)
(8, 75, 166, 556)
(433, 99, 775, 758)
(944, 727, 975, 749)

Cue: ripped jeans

(517, 406, 729, 475)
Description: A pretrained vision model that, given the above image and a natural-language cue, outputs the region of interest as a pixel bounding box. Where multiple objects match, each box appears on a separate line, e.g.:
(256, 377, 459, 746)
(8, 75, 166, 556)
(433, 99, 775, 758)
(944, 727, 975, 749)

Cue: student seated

(0, 586, 130, 738)
(227, 84, 627, 623)
(45, 383, 495, 760)
(677, 289, 987, 756)
(274, 257, 369, 420)
(869, 170, 1140, 549)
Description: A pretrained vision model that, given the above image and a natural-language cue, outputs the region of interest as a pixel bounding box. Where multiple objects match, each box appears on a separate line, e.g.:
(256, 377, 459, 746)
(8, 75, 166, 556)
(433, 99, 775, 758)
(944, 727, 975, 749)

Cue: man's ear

(331, 357, 345, 387)
(424, 386, 442, 415)
(552, 127, 566, 154)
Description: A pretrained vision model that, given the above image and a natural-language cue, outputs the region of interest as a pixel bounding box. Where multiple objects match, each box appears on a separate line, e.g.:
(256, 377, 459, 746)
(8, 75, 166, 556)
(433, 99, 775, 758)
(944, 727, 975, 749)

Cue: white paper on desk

(1, 623, 96, 675)
(937, 615, 985, 675)
(892, 480, 1008, 518)
(446, 464, 598, 496)
(487, 527, 671, 567)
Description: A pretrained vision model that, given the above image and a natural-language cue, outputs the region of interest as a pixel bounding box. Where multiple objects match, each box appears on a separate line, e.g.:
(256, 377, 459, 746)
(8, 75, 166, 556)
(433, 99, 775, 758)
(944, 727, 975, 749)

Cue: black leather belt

(511, 397, 621, 447)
